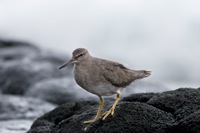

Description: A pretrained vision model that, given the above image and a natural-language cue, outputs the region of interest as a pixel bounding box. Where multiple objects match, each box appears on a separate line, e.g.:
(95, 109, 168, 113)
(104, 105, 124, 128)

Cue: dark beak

(59, 58, 75, 69)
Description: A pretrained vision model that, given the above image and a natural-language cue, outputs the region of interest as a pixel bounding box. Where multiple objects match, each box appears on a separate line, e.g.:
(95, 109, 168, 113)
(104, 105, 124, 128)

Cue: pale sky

(0, 0, 200, 89)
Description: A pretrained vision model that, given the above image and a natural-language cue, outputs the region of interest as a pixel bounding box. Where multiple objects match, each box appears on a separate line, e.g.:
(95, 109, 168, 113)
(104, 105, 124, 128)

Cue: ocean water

(0, 0, 200, 90)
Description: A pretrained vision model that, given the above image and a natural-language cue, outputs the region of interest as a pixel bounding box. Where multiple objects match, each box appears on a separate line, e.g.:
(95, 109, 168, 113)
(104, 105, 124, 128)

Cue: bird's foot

(83, 119, 96, 124)
(102, 107, 115, 120)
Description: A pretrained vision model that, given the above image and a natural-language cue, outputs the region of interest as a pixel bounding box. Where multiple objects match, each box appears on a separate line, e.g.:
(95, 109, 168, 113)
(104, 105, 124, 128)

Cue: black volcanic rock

(28, 101, 174, 133)
(173, 104, 200, 121)
(147, 88, 200, 113)
(82, 102, 174, 133)
(28, 88, 200, 133)
(175, 110, 200, 133)
(122, 92, 158, 103)
(28, 101, 98, 133)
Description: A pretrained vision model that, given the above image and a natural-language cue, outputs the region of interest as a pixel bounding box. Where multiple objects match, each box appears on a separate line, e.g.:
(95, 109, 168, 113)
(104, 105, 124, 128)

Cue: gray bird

(59, 48, 151, 124)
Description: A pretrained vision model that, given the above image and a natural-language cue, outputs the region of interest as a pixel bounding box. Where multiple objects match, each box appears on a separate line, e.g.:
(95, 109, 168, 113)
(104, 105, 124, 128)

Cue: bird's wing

(100, 60, 137, 87)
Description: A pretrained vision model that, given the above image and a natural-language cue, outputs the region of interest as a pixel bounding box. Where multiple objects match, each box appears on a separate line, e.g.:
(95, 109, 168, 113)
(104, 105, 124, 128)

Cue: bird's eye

(79, 53, 84, 57)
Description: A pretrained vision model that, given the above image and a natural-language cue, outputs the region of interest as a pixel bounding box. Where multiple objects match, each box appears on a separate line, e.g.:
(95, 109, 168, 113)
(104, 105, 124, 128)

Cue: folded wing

(101, 61, 139, 87)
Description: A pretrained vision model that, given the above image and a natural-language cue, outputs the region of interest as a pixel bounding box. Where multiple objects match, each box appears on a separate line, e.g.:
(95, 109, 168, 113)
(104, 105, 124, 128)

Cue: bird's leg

(102, 93, 121, 120)
(83, 96, 104, 124)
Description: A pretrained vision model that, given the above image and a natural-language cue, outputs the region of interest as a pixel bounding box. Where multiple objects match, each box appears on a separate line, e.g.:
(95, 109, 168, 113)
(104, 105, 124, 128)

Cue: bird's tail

(134, 70, 151, 79)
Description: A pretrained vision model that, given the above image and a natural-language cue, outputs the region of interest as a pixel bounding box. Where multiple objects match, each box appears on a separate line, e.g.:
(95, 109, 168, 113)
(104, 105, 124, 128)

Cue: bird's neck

(74, 59, 92, 70)
(75, 56, 93, 66)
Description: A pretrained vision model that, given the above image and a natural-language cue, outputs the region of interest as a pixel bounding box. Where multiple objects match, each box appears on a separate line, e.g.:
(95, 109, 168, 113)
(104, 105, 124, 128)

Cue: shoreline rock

(28, 88, 200, 133)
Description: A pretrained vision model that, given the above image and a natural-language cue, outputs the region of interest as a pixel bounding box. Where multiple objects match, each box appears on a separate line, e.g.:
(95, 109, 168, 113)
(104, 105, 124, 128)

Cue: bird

(59, 48, 151, 124)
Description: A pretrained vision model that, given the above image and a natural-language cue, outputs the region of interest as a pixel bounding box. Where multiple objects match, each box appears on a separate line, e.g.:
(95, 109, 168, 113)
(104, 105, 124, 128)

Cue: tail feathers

(143, 70, 151, 77)
(135, 70, 151, 79)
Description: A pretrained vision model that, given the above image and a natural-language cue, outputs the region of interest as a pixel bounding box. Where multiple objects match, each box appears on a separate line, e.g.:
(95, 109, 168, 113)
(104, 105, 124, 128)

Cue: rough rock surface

(175, 110, 200, 133)
(28, 101, 174, 133)
(28, 88, 200, 133)
(122, 92, 158, 103)
(173, 104, 200, 121)
(147, 88, 200, 113)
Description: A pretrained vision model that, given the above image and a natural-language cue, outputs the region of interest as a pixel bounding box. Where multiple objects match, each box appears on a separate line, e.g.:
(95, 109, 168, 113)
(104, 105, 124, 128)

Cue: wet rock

(147, 88, 200, 113)
(28, 101, 175, 133)
(25, 77, 96, 105)
(0, 94, 56, 120)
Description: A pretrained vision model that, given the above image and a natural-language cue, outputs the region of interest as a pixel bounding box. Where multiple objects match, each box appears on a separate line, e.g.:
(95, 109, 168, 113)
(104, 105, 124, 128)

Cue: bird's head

(59, 48, 90, 69)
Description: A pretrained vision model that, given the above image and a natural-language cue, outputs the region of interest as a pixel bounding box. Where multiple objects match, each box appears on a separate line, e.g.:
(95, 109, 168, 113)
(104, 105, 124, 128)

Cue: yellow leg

(83, 96, 104, 124)
(102, 93, 121, 120)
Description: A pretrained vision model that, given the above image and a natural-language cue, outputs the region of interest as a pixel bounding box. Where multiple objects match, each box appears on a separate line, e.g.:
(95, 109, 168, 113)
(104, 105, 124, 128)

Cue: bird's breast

(73, 65, 92, 90)
(73, 64, 118, 96)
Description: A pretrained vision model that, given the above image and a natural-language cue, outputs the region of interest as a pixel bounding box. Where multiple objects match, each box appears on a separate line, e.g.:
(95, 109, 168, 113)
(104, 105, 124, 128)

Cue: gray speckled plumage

(60, 48, 151, 97)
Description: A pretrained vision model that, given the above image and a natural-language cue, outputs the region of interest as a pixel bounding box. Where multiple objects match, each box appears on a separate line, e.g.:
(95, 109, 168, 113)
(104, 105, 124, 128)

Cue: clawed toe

(83, 119, 96, 124)
(102, 111, 108, 116)
(83, 94, 121, 123)
(102, 108, 115, 120)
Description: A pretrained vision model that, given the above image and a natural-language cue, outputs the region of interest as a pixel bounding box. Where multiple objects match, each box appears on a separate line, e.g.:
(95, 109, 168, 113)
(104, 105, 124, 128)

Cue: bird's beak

(59, 58, 76, 69)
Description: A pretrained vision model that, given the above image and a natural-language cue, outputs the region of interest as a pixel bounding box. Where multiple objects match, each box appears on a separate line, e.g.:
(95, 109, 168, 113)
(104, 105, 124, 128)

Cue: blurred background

(0, 0, 200, 132)
(1, 0, 200, 89)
